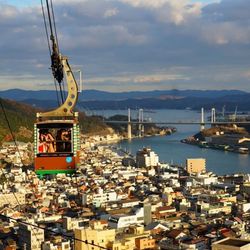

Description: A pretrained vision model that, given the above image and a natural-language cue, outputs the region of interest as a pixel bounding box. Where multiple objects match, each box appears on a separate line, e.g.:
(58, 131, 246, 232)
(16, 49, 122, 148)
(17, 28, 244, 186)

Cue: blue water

(94, 109, 250, 175)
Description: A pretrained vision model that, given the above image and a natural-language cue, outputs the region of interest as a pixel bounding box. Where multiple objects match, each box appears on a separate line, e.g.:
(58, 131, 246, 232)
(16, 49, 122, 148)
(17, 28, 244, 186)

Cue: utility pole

(200, 107, 205, 131)
(211, 108, 216, 123)
(138, 109, 144, 137)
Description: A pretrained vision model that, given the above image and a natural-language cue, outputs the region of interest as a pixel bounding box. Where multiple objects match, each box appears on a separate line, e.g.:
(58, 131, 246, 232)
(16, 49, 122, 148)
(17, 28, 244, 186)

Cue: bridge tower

(138, 109, 144, 137)
(200, 107, 205, 131)
(211, 108, 216, 123)
(127, 108, 132, 140)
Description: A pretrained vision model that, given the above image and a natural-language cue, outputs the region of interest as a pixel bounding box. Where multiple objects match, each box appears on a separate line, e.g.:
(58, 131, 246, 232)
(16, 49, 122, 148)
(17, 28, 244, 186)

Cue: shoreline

(81, 129, 177, 148)
(181, 137, 249, 155)
(182, 140, 249, 154)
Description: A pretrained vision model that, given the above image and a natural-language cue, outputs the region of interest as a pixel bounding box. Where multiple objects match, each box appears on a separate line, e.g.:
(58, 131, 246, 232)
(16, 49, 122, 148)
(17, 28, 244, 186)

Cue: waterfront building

(211, 134, 250, 148)
(136, 148, 159, 168)
(194, 172, 218, 185)
(186, 158, 206, 174)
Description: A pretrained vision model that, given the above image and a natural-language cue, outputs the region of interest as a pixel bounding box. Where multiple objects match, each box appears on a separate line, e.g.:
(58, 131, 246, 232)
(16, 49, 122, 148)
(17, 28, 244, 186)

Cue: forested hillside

(0, 98, 110, 142)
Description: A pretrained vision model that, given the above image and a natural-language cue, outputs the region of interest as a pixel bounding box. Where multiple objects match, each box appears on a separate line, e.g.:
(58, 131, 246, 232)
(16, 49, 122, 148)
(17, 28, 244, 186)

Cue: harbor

(110, 109, 250, 175)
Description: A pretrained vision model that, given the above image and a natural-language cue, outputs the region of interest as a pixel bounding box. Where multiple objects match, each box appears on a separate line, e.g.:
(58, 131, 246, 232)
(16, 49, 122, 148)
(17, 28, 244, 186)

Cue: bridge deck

(105, 121, 250, 125)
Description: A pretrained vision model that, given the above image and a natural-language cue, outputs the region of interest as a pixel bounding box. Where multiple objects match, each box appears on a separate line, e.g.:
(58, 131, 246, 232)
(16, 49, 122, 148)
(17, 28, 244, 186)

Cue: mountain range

(0, 88, 247, 101)
(0, 88, 249, 111)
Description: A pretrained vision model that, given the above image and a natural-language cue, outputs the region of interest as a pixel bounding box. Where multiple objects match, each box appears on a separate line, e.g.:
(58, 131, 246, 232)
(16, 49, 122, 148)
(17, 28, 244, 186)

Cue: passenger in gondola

(61, 129, 71, 152)
(39, 129, 55, 153)
(56, 129, 71, 152)
(39, 130, 47, 153)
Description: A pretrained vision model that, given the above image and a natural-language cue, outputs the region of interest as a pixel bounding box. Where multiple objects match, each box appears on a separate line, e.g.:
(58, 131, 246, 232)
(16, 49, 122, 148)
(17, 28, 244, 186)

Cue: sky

(0, 0, 250, 92)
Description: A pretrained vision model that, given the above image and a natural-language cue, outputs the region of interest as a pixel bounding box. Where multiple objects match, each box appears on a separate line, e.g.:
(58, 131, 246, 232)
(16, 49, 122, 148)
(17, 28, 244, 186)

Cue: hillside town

(0, 135, 250, 249)
(2, 0, 250, 249)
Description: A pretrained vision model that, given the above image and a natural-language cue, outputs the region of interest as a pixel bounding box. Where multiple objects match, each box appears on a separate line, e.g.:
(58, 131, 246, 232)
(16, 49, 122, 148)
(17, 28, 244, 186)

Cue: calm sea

(92, 109, 250, 175)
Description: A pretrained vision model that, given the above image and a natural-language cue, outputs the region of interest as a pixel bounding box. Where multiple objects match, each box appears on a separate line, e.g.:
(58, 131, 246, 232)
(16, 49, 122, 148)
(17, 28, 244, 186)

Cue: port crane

(34, 0, 80, 175)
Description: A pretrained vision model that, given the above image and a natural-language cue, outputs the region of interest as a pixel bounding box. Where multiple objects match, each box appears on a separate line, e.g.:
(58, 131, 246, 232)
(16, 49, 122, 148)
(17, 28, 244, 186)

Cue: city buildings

(0, 139, 250, 249)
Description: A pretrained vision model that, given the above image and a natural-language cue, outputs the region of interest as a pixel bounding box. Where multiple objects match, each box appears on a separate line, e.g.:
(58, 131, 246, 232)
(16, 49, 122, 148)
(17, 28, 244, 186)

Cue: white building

(108, 206, 144, 229)
(42, 241, 71, 250)
(82, 191, 118, 207)
(63, 217, 87, 231)
(136, 148, 159, 168)
(238, 202, 250, 213)
(195, 172, 218, 185)
(118, 170, 137, 180)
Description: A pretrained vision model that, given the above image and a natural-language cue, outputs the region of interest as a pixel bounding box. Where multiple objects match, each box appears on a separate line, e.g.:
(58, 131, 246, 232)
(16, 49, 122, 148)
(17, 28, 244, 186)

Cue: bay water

(92, 109, 250, 175)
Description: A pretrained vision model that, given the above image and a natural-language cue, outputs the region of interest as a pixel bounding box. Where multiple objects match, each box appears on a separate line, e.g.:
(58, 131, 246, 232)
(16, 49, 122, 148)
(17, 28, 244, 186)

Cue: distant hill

(1, 88, 249, 111)
(0, 98, 110, 142)
(0, 88, 247, 101)
(76, 94, 250, 111)
(0, 98, 36, 142)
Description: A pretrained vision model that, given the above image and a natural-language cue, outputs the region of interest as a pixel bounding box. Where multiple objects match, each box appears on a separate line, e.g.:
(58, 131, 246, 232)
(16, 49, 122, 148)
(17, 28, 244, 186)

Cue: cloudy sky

(0, 0, 250, 92)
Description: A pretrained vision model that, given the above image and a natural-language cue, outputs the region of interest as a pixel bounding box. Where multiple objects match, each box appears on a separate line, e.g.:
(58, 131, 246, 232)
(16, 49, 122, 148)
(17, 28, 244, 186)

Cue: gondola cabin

(34, 118, 80, 175)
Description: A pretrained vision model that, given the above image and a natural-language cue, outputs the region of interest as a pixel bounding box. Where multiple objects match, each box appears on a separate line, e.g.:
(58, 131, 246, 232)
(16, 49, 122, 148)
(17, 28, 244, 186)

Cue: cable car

(34, 1, 81, 176)
(34, 119, 80, 175)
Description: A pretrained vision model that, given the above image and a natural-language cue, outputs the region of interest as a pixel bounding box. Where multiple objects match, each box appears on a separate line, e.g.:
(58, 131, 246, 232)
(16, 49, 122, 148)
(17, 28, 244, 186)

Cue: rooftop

(215, 238, 250, 247)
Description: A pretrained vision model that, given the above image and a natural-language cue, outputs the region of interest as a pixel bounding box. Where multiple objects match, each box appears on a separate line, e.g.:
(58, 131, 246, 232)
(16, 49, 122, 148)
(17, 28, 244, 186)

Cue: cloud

(104, 8, 119, 18)
(242, 70, 250, 80)
(0, 4, 17, 19)
(0, 0, 250, 92)
(86, 71, 189, 86)
(121, 0, 202, 25)
(199, 0, 250, 44)
(61, 25, 147, 50)
(200, 22, 250, 45)
(133, 73, 189, 83)
(203, 0, 250, 22)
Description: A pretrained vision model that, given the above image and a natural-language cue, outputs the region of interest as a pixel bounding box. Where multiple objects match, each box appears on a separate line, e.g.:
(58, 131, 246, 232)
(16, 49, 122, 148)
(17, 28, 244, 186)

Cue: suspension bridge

(103, 108, 250, 139)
